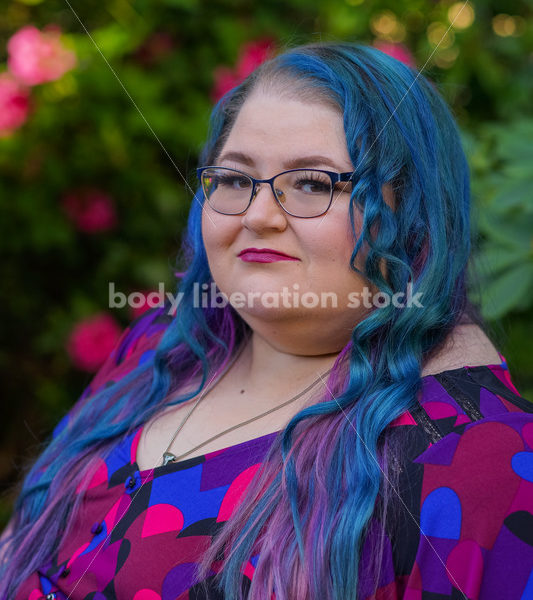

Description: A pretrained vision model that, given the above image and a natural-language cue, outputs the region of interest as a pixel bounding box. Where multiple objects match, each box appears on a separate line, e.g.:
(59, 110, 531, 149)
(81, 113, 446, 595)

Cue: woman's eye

(218, 175, 251, 190)
(333, 181, 353, 194)
(294, 178, 331, 194)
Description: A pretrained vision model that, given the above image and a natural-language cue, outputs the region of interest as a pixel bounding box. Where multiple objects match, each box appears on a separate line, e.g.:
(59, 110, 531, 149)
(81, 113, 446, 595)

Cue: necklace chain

(160, 347, 333, 466)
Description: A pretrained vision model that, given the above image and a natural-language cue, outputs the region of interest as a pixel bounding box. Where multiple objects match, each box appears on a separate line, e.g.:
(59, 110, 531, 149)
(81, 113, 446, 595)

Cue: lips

(238, 247, 300, 263)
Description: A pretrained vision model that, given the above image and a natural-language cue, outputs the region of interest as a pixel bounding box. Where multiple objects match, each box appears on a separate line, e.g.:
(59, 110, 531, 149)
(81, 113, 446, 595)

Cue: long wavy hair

(1, 42, 473, 599)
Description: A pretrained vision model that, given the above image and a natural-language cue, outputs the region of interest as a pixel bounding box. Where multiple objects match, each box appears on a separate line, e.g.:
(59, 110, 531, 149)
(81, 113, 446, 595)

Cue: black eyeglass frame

(196, 166, 356, 218)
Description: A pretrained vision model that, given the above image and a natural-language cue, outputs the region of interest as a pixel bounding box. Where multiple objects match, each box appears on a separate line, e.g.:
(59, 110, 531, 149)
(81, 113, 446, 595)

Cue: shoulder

(52, 306, 173, 439)
(85, 306, 173, 396)
(414, 364, 533, 523)
(390, 359, 532, 452)
(393, 367, 533, 598)
(421, 324, 502, 378)
(403, 360, 533, 478)
(415, 410, 533, 516)
(413, 361, 531, 441)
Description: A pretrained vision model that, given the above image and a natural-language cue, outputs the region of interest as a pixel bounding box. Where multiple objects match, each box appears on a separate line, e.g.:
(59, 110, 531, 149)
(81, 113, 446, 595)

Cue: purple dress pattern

(11, 308, 533, 599)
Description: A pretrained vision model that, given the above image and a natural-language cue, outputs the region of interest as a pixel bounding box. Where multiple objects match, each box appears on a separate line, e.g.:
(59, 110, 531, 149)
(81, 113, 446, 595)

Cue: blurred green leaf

(481, 262, 533, 320)
(475, 245, 527, 278)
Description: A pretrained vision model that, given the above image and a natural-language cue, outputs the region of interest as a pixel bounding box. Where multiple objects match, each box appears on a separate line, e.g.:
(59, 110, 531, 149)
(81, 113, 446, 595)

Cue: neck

(233, 331, 342, 395)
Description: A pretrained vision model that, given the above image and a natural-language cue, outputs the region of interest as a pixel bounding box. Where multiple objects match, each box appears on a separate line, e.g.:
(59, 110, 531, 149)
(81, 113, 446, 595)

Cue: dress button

(124, 471, 141, 493)
(45, 594, 57, 600)
(91, 521, 103, 535)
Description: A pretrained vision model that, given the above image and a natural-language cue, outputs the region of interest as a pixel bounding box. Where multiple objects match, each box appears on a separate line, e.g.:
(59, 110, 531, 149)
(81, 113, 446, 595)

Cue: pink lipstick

(238, 248, 300, 263)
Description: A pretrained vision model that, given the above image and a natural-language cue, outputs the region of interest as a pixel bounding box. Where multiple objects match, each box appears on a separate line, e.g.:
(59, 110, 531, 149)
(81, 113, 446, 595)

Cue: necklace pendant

(162, 452, 176, 466)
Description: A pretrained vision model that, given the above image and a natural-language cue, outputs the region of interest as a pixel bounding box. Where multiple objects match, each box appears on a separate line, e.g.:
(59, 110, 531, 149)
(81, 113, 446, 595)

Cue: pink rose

(212, 38, 275, 102)
(62, 188, 118, 233)
(373, 41, 416, 68)
(67, 313, 122, 372)
(129, 289, 166, 320)
(235, 39, 275, 79)
(0, 72, 31, 136)
(212, 66, 242, 102)
(7, 25, 76, 86)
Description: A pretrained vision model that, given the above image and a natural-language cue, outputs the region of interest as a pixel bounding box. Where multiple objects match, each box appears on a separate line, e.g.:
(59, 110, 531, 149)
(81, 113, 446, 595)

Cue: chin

(231, 301, 303, 323)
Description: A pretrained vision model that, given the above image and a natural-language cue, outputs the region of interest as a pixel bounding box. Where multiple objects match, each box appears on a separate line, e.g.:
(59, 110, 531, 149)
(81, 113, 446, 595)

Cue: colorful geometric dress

(11, 309, 533, 599)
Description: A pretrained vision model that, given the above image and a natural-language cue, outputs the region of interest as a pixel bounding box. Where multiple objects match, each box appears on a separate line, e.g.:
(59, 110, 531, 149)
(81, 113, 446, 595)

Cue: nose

(241, 182, 288, 233)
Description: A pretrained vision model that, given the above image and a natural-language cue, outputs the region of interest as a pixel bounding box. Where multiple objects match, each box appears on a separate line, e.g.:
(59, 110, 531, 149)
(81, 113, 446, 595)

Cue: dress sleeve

(51, 306, 172, 440)
(404, 412, 533, 599)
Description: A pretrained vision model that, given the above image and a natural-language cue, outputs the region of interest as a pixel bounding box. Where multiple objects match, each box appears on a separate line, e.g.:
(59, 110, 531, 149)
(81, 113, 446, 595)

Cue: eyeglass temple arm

(338, 172, 356, 182)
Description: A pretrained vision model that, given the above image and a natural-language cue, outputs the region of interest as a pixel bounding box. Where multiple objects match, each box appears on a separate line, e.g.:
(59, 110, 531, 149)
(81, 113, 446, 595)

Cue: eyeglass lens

(201, 168, 334, 217)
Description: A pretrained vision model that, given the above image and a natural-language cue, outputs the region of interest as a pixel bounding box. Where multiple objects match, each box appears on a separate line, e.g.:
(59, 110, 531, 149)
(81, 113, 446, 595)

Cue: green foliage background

(0, 0, 532, 525)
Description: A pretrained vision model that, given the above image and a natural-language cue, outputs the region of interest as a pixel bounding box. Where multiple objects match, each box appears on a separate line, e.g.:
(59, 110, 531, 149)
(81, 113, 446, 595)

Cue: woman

(2, 42, 532, 599)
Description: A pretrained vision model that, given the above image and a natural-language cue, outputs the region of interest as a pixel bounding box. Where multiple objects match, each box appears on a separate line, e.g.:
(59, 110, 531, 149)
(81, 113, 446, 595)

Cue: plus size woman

(2, 42, 532, 600)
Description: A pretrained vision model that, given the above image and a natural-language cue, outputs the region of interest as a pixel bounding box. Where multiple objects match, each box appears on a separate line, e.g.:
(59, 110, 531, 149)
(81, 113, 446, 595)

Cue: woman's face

(201, 91, 374, 354)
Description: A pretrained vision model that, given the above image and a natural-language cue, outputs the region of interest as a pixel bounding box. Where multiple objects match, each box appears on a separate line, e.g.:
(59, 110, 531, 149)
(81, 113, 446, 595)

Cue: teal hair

(1, 42, 474, 600)
(196, 42, 472, 598)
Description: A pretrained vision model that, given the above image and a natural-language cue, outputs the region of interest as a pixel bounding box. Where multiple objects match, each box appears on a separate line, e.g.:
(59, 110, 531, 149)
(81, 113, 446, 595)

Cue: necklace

(160, 348, 333, 467)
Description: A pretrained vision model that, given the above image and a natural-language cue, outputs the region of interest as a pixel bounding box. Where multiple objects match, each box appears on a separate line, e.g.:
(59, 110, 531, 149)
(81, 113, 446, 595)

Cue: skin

(202, 92, 377, 356)
(135, 92, 500, 470)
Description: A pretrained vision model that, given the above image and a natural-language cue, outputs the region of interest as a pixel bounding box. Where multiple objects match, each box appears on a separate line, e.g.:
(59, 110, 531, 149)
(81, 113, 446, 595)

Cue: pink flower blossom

(129, 289, 166, 320)
(212, 66, 242, 102)
(7, 25, 76, 86)
(67, 313, 122, 372)
(235, 39, 275, 79)
(0, 72, 31, 136)
(62, 188, 118, 234)
(212, 38, 275, 102)
(373, 41, 416, 68)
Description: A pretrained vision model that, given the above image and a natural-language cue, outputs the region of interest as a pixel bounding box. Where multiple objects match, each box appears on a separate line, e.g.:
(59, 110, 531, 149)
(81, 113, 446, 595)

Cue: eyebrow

(217, 151, 343, 171)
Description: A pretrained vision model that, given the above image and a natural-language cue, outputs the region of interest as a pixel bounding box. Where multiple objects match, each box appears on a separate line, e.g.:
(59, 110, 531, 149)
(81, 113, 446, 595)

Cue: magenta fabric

(13, 310, 533, 599)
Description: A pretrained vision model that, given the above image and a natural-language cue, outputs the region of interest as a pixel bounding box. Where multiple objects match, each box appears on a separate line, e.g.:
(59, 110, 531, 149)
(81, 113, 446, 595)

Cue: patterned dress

(11, 308, 533, 599)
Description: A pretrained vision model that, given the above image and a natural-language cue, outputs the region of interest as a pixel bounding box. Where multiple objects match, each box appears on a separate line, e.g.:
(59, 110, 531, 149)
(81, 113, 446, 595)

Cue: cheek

(202, 210, 229, 253)
(201, 212, 224, 278)
(201, 210, 241, 276)
(201, 211, 215, 254)
(305, 214, 358, 268)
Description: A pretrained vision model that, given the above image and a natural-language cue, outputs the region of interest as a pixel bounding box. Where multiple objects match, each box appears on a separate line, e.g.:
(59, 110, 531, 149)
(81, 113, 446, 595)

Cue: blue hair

(1, 42, 473, 600)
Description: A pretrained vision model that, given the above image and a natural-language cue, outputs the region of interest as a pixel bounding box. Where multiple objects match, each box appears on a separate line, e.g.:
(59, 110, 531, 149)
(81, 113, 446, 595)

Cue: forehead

(219, 92, 353, 170)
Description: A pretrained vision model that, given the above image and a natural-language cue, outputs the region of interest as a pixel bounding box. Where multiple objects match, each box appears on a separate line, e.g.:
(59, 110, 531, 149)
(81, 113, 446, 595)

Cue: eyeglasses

(197, 166, 355, 218)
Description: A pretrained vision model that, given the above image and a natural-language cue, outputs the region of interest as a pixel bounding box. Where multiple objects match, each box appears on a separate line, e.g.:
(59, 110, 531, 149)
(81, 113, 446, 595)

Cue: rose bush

(7, 25, 76, 86)
(66, 313, 122, 372)
(0, 72, 30, 136)
(61, 188, 118, 233)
